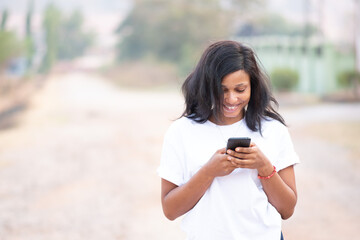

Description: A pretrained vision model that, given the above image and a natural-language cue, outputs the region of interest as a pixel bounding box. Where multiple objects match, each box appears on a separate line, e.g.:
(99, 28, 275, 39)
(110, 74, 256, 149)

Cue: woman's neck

(209, 110, 245, 126)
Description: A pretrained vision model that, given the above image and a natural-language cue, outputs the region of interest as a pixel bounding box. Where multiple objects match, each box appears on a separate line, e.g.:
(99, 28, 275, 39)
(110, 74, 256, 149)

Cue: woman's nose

(225, 92, 238, 103)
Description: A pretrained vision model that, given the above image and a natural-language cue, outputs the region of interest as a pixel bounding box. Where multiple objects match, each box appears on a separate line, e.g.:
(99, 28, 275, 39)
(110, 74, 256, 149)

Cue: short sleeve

(273, 126, 300, 171)
(157, 124, 185, 186)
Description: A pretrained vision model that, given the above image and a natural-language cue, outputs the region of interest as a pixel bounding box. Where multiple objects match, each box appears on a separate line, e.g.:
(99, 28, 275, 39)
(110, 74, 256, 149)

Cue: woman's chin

(223, 109, 242, 118)
(222, 112, 242, 122)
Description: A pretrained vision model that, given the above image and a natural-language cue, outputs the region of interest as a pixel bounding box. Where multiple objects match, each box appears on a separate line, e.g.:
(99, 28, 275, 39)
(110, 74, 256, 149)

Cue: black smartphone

(226, 137, 251, 151)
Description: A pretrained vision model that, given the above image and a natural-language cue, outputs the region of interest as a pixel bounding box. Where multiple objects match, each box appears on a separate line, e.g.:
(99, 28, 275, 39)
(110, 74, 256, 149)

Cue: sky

(0, 0, 356, 46)
(0, 0, 132, 48)
(268, 0, 355, 43)
(0, 0, 131, 14)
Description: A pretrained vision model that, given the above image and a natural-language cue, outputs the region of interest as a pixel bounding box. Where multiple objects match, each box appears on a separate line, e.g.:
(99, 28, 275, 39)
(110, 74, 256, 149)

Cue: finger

(231, 158, 254, 168)
(218, 148, 227, 154)
(226, 150, 249, 159)
(227, 151, 257, 163)
(234, 147, 253, 153)
(224, 157, 238, 169)
(229, 155, 257, 166)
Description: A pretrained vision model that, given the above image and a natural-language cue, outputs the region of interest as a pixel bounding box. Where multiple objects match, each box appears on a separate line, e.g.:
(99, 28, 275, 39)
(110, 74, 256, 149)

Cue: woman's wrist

(200, 164, 217, 180)
(258, 166, 276, 179)
(257, 162, 274, 177)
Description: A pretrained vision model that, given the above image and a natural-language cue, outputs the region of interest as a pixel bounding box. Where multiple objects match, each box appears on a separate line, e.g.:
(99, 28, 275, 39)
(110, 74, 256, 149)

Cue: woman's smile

(223, 103, 241, 113)
(218, 70, 251, 125)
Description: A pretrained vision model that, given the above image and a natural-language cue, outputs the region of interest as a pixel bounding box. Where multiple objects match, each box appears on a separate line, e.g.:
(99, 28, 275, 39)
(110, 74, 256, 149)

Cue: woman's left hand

(226, 142, 274, 176)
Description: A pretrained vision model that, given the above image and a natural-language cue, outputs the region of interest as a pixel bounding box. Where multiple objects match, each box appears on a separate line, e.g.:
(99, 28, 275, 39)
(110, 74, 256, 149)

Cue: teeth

(225, 105, 237, 110)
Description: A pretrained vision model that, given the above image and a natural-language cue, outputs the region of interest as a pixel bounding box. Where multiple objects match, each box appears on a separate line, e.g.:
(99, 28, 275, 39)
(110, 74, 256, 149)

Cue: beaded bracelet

(258, 166, 276, 180)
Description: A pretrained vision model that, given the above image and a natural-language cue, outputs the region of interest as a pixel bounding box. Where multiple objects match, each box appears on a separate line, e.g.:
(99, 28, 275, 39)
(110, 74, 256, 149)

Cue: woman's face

(219, 69, 251, 125)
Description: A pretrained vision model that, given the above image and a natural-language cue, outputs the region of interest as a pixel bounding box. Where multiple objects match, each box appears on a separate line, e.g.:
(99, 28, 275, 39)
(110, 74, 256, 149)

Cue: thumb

(218, 148, 226, 154)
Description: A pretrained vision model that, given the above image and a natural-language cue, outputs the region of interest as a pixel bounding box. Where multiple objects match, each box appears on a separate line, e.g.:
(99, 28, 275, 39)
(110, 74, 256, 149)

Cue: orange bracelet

(258, 166, 276, 179)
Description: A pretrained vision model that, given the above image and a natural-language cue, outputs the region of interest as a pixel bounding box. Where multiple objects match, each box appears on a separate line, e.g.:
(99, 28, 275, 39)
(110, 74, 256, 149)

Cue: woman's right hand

(203, 148, 237, 178)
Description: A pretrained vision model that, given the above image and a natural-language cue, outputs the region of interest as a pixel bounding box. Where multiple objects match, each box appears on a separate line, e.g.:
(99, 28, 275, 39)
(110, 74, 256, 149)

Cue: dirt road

(0, 72, 359, 239)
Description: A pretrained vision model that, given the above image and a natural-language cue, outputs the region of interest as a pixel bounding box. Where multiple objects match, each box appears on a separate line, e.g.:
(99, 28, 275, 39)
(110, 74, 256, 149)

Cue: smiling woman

(158, 40, 299, 240)
(215, 69, 251, 125)
(181, 40, 286, 132)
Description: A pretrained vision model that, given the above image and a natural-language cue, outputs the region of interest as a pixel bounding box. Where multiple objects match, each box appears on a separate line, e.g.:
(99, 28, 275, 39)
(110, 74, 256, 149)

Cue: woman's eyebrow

(221, 83, 246, 88)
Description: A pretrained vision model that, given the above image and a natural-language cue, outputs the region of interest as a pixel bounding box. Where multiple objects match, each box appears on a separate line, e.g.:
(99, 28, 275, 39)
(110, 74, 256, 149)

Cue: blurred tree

(116, 0, 258, 74)
(337, 70, 360, 99)
(40, 3, 62, 73)
(0, 9, 8, 31)
(40, 4, 94, 73)
(235, 14, 317, 37)
(0, 9, 24, 77)
(0, 31, 24, 72)
(354, 0, 360, 72)
(271, 68, 299, 92)
(25, 0, 35, 71)
(57, 10, 94, 60)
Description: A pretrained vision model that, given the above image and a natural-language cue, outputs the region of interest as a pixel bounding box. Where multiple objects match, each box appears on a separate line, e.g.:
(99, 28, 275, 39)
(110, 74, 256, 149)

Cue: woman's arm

(258, 165, 297, 219)
(161, 169, 214, 221)
(161, 148, 237, 220)
(227, 143, 297, 219)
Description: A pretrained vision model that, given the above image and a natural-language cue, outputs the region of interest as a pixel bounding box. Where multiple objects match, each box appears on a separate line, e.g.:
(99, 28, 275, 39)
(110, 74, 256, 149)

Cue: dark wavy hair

(181, 40, 285, 133)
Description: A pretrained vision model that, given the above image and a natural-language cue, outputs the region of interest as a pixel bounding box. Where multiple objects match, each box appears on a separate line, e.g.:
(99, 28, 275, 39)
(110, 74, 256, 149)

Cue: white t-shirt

(158, 117, 299, 240)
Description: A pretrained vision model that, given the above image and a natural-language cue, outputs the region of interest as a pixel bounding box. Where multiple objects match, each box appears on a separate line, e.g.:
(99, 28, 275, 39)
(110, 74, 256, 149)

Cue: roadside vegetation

(0, 2, 93, 124)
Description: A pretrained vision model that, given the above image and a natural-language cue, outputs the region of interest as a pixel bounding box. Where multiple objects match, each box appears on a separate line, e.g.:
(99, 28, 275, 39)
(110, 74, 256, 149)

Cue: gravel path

(281, 103, 360, 239)
(0, 71, 359, 239)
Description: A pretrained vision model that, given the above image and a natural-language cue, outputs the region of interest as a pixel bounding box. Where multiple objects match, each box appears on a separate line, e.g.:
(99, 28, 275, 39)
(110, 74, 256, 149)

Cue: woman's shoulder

(170, 116, 195, 128)
(166, 117, 196, 135)
(260, 117, 288, 134)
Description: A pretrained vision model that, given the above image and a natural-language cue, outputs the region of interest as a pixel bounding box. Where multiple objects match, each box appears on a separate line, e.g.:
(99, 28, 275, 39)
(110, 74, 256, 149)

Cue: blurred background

(0, 0, 359, 239)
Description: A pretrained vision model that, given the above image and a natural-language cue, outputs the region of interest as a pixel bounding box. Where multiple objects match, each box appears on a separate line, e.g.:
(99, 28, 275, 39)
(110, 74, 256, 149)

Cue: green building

(235, 36, 355, 96)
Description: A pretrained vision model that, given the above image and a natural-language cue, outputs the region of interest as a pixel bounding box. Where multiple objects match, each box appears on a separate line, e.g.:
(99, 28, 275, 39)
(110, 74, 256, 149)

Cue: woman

(158, 40, 299, 240)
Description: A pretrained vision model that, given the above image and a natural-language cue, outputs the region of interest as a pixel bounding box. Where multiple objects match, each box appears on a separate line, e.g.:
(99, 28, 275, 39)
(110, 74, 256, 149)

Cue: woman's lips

(223, 104, 240, 113)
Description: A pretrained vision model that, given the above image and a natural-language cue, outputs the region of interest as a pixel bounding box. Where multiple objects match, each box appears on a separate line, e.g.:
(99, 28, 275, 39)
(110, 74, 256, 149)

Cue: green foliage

(236, 14, 318, 37)
(40, 3, 62, 73)
(0, 31, 24, 67)
(25, 0, 35, 69)
(337, 70, 360, 87)
(337, 70, 360, 98)
(40, 4, 94, 73)
(25, 36, 35, 68)
(57, 10, 93, 60)
(0, 11, 24, 69)
(1, 9, 8, 31)
(116, 0, 258, 74)
(270, 68, 299, 91)
(26, 1, 34, 36)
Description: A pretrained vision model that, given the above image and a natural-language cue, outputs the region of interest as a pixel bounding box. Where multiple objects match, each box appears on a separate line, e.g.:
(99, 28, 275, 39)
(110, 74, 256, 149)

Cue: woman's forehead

(222, 70, 250, 86)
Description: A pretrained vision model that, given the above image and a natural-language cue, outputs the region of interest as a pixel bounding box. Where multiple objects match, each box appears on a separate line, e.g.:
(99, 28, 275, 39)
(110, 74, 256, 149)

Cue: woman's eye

(236, 89, 245, 93)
